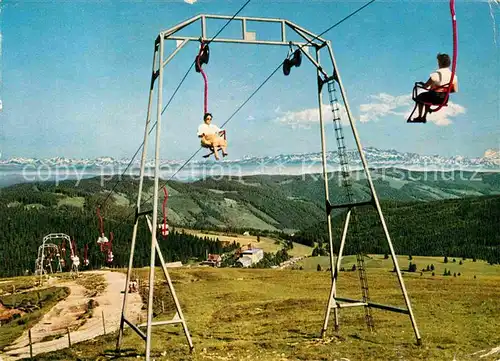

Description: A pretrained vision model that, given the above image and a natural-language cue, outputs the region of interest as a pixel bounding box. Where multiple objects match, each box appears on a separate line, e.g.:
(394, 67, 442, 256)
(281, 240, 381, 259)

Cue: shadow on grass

(102, 348, 143, 359)
(287, 328, 323, 340)
(349, 333, 383, 344)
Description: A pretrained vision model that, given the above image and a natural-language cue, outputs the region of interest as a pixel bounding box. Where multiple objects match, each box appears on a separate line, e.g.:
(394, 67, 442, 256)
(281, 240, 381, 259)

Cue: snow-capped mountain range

(1, 147, 499, 170)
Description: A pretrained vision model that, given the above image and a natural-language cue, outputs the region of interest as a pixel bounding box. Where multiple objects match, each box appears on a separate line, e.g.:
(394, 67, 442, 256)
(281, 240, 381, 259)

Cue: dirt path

(474, 345, 500, 358)
(2, 271, 143, 360)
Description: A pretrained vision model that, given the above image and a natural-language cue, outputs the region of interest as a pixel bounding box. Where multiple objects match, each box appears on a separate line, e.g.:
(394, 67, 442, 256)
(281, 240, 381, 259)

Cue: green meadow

(24, 255, 500, 361)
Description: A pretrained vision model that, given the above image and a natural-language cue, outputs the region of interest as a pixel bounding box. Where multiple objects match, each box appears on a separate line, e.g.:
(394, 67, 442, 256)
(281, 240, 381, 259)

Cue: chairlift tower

(35, 233, 74, 285)
(35, 243, 60, 276)
(117, 14, 421, 359)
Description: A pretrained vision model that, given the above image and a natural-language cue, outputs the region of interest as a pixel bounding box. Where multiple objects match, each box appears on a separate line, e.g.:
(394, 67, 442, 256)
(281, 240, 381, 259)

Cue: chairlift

(71, 255, 80, 268)
(195, 42, 229, 160)
(283, 44, 302, 76)
(407, 0, 458, 123)
(97, 234, 109, 244)
(97, 207, 110, 244)
(84, 244, 89, 266)
(160, 187, 170, 239)
(159, 223, 169, 237)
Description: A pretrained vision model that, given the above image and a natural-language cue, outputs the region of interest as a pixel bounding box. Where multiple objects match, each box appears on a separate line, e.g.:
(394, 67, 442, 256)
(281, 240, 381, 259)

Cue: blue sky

(1, 0, 498, 161)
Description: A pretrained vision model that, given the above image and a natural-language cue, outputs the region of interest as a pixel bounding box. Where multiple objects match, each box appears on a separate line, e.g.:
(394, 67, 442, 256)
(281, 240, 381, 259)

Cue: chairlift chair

(201, 130, 227, 159)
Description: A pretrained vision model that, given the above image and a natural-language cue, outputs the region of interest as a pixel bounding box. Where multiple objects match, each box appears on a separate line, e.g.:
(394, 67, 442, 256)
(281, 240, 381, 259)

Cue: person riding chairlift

(197, 113, 228, 160)
(411, 53, 458, 123)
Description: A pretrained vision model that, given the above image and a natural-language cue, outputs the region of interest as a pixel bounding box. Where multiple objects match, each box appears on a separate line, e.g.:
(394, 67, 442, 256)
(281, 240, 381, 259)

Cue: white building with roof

(240, 248, 264, 264)
(237, 256, 253, 268)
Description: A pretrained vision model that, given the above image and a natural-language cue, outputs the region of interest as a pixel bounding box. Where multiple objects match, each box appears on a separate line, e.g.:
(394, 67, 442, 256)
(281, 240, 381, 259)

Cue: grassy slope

(57, 196, 85, 208)
(3, 172, 500, 232)
(178, 228, 312, 257)
(298, 255, 500, 275)
(0, 273, 107, 351)
(0, 276, 38, 295)
(0, 286, 70, 350)
(30, 259, 500, 361)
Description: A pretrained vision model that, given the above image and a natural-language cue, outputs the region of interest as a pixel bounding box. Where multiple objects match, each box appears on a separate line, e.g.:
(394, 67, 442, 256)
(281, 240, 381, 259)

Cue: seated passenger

(412, 53, 458, 123)
(197, 113, 228, 160)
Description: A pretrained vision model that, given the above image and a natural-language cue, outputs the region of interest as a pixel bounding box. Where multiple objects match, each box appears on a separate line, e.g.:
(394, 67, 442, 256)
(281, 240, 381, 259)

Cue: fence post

(102, 310, 106, 335)
(29, 328, 33, 359)
(162, 300, 165, 313)
(67, 327, 72, 348)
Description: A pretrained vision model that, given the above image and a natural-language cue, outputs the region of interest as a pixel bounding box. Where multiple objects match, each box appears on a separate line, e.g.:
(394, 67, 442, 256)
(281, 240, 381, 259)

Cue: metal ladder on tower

(355, 253, 374, 330)
(326, 78, 374, 331)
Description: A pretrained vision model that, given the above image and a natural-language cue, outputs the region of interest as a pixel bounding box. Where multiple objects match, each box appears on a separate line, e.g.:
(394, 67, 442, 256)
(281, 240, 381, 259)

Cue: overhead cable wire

(135, 0, 377, 215)
(98, 0, 252, 211)
(207, 0, 252, 45)
(315, 0, 375, 40)
(160, 0, 251, 116)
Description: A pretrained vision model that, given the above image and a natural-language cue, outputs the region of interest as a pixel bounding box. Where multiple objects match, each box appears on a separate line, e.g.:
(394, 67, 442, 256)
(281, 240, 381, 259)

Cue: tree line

(0, 202, 239, 277)
(288, 195, 500, 265)
(1, 177, 499, 277)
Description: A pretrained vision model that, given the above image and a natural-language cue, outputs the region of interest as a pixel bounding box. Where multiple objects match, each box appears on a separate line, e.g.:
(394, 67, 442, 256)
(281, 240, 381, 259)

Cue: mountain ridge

(2, 147, 499, 169)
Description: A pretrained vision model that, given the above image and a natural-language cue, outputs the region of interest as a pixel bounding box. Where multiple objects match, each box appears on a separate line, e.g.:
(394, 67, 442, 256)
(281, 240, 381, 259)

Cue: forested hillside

(1, 170, 499, 276)
(291, 195, 500, 265)
(0, 200, 239, 277)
